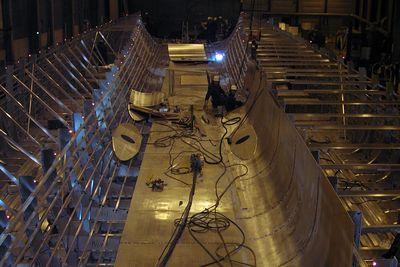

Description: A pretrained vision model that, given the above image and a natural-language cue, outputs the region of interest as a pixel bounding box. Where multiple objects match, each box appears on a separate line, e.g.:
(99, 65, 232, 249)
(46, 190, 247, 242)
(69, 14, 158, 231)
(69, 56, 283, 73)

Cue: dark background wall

(126, 0, 241, 38)
(0, 0, 241, 66)
(0, 0, 399, 67)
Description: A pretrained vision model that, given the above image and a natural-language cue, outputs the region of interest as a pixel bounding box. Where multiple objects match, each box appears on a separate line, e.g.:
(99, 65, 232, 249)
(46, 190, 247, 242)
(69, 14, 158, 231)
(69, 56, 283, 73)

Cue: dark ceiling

(126, 0, 241, 38)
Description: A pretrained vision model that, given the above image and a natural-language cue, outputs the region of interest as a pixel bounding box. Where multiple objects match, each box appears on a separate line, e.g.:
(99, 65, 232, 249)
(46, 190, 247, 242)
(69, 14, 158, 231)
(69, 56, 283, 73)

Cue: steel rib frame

(27, 43, 140, 265)
(0, 16, 135, 185)
(9, 36, 145, 264)
(0, 13, 166, 266)
(258, 22, 400, 259)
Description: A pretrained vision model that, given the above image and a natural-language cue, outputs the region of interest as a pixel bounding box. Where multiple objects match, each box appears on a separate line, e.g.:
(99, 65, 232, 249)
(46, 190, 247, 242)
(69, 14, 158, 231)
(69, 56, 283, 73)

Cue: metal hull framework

(256, 22, 400, 263)
(115, 16, 354, 267)
(0, 11, 390, 266)
(0, 14, 167, 265)
(226, 70, 354, 266)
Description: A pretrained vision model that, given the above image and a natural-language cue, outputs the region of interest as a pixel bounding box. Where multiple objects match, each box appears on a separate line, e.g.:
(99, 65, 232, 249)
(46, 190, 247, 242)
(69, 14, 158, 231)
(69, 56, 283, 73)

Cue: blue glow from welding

(214, 52, 225, 62)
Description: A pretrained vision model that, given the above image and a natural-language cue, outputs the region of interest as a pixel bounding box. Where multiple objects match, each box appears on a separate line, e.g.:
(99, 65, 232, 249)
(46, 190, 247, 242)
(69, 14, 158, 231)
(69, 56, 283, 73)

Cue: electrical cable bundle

(182, 160, 256, 267)
(157, 160, 198, 267)
(156, 2, 264, 263)
(153, 116, 256, 267)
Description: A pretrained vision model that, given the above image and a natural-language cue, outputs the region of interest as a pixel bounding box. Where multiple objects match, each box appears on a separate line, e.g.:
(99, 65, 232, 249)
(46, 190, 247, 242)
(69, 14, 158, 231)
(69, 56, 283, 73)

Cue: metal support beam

(0, 211, 12, 266)
(63, 0, 73, 39)
(41, 148, 56, 189)
(18, 176, 58, 265)
(321, 164, 400, 171)
(310, 143, 400, 150)
(338, 190, 400, 198)
(362, 225, 400, 234)
(349, 210, 362, 267)
(346, 16, 353, 61)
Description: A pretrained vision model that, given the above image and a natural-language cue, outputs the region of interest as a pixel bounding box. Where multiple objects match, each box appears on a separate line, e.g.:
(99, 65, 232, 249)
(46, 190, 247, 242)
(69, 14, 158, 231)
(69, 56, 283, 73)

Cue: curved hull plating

(226, 72, 354, 266)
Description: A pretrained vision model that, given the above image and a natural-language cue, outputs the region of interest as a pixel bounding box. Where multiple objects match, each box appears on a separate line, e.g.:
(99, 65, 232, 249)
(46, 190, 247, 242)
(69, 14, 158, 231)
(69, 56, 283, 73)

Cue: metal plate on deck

(180, 75, 208, 86)
(129, 90, 165, 107)
(168, 44, 208, 62)
(229, 125, 257, 160)
(128, 104, 145, 122)
(112, 123, 143, 161)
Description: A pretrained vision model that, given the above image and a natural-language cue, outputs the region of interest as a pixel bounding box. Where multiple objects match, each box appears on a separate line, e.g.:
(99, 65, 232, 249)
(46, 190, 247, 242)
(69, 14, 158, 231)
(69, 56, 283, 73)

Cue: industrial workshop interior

(1, 0, 400, 266)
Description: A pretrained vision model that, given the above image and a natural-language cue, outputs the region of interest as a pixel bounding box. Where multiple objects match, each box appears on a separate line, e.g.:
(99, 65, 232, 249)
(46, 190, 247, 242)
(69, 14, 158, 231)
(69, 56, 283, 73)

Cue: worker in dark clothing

(310, 26, 325, 48)
(204, 75, 226, 112)
(225, 85, 243, 111)
(203, 17, 212, 42)
(206, 18, 218, 43)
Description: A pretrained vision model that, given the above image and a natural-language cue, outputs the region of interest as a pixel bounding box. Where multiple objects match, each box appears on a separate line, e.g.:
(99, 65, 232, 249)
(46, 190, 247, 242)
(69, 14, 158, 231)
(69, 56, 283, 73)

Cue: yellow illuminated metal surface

(226, 77, 354, 266)
(180, 75, 208, 86)
(279, 22, 287, 30)
(168, 43, 208, 62)
(129, 90, 165, 107)
(128, 104, 145, 122)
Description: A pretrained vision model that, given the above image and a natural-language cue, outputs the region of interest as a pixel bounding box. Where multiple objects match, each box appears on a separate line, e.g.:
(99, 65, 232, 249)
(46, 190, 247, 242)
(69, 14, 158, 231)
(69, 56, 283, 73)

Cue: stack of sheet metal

(168, 44, 208, 62)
